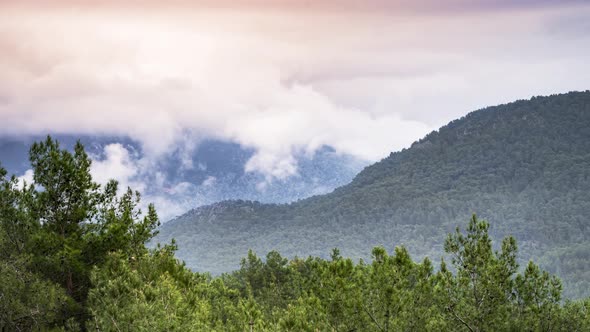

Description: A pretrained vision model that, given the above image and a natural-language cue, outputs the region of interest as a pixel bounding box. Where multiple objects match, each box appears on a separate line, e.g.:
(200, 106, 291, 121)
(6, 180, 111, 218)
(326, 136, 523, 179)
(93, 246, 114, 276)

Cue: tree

(3, 137, 590, 330)
(0, 137, 160, 329)
(514, 261, 562, 331)
(86, 245, 211, 331)
(439, 214, 518, 331)
(0, 224, 69, 331)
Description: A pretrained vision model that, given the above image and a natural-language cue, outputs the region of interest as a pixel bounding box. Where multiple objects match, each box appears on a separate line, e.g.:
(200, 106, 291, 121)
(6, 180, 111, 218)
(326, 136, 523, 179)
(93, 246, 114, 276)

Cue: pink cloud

(0, 1, 589, 182)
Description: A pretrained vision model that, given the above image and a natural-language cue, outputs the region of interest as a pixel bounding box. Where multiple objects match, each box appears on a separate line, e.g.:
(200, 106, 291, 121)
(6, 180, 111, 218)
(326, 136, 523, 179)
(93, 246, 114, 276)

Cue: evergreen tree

(439, 214, 518, 331)
(1, 138, 590, 331)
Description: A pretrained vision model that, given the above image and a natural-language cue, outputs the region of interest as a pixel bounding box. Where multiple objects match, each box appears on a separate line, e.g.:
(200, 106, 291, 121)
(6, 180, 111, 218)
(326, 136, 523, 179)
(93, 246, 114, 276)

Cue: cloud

(0, 2, 589, 184)
(88, 143, 197, 220)
(16, 169, 34, 189)
(201, 176, 216, 187)
(3, 1, 587, 14)
(90, 143, 144, 192)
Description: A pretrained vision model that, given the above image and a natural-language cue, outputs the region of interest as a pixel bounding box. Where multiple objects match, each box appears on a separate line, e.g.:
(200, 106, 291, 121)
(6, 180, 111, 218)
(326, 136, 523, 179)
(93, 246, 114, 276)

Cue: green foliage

(0, 137, 160, 330)
(439, 215, 518, 331)
(86, 246, 211, 331)
(201, 214, 588, 331)
(0, 231, 69, 331)
(513, 261, 563, 331)
(2, 116, 590, 330)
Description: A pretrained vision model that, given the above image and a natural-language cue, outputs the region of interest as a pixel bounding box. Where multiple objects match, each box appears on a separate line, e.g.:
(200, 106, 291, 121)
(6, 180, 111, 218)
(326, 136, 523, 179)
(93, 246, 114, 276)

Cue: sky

(1, 0, 590, 185)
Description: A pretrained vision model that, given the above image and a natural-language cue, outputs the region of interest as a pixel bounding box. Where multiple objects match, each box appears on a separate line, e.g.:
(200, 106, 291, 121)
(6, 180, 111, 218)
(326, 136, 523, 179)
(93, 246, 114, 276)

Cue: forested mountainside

(3, 139, 588, 330)
(156, 91, 590, 298)
(2, 99, 589, 330)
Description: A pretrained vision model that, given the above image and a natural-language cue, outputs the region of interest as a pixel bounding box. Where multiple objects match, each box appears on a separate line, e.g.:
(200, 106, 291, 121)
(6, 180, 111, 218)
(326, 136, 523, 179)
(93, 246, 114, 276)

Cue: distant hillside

(156, 91, 590, 298)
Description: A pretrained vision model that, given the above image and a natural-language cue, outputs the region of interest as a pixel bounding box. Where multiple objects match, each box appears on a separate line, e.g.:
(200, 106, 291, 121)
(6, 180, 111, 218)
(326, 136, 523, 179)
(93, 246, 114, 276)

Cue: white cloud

(0, 4, 589, 183)
(16, 169, 34, 189)
(90, 143, 144, 193)
(201, 176, 216, 187)
(89, 143, 198, 220)
(166, 181, 194, 195)
(144, 194, 199, 221)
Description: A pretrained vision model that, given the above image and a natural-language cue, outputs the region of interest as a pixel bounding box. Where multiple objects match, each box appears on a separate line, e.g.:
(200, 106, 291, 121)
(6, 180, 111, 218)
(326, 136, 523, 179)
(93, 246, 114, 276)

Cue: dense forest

(1, 137, 589, 330)
(156, 91, 590, 298)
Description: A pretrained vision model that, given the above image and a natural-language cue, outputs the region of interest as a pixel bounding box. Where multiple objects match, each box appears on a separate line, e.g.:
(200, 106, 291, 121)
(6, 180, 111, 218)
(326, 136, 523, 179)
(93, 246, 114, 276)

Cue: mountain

(0, 136, 366, 220)
(155, 91, 590, 298)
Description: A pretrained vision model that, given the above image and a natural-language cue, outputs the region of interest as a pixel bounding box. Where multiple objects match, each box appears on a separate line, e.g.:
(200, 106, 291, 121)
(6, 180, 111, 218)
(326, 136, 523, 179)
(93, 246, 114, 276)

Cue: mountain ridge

(156, 90, 590, 298)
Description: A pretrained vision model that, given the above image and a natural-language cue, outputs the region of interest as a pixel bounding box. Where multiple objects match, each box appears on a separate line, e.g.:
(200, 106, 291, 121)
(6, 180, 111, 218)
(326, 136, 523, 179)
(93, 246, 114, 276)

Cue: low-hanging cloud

(1, 2, 589, 182)
(88, 143, 196, 220)
(90, 143, 144, 192)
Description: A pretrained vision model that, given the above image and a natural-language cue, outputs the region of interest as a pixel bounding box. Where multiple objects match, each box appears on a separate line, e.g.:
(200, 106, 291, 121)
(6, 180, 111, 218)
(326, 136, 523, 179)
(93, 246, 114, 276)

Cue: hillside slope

(156, 91, 590, 298)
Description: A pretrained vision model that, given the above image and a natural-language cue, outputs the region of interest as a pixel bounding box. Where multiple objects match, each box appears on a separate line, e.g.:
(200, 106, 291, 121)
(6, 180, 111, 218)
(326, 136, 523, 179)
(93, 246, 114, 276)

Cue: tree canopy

(1, 136, 589, 331)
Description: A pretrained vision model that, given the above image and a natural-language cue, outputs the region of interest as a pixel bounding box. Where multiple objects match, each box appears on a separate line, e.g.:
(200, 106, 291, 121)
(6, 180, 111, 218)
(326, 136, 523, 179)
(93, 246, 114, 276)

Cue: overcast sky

(1, 0, 589, 180)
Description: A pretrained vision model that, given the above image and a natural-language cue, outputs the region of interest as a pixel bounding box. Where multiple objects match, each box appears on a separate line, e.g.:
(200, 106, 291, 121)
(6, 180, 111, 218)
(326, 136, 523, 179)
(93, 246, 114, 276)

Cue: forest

(156, 91, 590, 299)
(1, 137, 589, 331)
